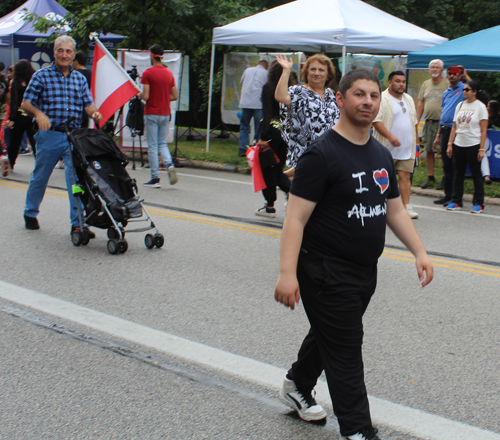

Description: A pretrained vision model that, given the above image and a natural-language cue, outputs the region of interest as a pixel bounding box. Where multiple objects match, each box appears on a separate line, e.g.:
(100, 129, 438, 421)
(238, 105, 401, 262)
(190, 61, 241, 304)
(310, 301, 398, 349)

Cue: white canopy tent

(206, 0, 447, 151)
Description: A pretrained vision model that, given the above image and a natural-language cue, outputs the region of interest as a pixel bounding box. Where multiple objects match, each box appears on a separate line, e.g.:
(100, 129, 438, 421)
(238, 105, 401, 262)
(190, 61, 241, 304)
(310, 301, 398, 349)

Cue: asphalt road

(1, 154, 499, 440)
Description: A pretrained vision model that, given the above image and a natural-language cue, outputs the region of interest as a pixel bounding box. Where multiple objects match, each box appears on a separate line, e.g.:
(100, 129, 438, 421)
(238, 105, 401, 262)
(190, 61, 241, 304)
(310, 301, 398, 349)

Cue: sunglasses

(463, 88, 473, 92)
(398, 101, 406, 113)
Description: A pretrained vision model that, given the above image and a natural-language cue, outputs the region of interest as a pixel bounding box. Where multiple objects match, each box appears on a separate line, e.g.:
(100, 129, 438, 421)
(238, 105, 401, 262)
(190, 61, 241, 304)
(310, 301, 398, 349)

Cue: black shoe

(485, 177, 492, 185)
(434, 196, 451, 205)
(24, 214, 39, 230)
(71, 225, 96, 238)
(255, 205, 276, 218)
(143, 178, 161, 188)
(420, 176, 436, 189)
(436, 178, 444, 190)
(238, 150, 247, 157)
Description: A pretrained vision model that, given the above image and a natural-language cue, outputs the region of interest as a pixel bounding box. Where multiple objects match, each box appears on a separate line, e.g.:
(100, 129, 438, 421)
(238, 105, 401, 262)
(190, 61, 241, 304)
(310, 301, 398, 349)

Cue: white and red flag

(91, 37, 140, 125)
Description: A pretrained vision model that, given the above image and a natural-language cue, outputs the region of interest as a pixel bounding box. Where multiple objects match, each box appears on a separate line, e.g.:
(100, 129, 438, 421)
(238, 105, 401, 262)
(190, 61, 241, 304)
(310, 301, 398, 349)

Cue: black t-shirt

(291, 129, 399, 267)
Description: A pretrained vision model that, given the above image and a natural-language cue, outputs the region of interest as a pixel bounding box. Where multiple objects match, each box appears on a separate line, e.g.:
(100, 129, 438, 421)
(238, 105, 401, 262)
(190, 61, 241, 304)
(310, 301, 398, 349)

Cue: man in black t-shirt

(274, 69, 433, 440)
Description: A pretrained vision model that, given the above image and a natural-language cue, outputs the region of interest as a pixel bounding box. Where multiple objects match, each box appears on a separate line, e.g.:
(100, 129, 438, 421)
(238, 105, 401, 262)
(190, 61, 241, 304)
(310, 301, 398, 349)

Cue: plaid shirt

(24, 63, 94, 130)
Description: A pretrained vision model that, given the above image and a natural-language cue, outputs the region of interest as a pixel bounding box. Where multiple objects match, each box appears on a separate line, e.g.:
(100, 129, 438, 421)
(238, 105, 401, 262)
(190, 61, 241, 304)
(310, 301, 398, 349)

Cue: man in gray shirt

(238, 59, 268, 157)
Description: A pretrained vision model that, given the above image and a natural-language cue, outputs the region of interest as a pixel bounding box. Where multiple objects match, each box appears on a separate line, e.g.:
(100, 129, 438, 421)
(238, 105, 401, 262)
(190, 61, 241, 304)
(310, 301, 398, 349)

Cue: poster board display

(221, 52, 304, 125)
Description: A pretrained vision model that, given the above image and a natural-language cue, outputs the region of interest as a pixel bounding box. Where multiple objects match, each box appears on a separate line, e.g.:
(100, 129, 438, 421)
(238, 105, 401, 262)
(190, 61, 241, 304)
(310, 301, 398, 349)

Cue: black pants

(451, 144, 484, 207)
(7, 115, 36, 168)
(260, 129, 290, 205)
(439, 126, 454, 198)
(288, 249, 377, 436)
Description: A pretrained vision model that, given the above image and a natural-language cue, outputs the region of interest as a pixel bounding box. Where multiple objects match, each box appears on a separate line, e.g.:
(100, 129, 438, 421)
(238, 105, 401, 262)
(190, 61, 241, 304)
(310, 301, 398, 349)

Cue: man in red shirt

(140, 44, 178, 187)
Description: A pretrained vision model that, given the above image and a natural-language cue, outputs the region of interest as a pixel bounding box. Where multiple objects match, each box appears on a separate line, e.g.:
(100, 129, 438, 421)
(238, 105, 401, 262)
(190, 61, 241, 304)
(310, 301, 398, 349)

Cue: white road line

(175, 172, 252, 185)
(404, 204, 500, 219)
(1, 280, 499, 440)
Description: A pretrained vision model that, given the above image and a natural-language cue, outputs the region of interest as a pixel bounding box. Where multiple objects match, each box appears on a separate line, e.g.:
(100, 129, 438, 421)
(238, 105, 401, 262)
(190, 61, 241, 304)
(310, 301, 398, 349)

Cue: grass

(168, 129, 500, 199)
(174, 137, 249, 167)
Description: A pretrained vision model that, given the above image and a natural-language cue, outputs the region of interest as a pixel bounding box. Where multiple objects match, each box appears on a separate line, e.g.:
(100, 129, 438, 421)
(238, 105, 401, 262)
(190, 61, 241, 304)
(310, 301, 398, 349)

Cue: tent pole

(342, 45, 346, 77)
(206, 43, 216, 152)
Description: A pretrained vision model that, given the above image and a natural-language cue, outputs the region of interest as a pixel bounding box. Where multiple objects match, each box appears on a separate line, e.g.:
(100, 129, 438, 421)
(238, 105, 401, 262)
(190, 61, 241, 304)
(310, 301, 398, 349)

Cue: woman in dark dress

(255, 61, 291, 218)
(487, 100, 500, 129)
(6, 59, 36, 170)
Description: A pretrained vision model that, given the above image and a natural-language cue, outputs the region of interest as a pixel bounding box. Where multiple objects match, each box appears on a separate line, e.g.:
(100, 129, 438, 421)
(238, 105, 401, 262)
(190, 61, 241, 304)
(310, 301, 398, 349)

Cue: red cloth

(141, 65, 175, 115)
(246, 145, 266, 192)
(91, 38, 139, 126)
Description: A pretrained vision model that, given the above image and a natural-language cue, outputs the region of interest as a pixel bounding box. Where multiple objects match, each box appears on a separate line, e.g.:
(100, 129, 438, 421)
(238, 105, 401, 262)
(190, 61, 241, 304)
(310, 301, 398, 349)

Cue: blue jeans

(145, 114, 173, 180)
(239, 108, 263, 153)
(24, 130, 81, 226)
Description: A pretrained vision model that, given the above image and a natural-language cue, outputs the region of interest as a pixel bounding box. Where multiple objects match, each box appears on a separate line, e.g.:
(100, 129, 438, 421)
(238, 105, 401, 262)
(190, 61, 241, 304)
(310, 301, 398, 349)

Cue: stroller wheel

(72, 231, 83, 246)
(118, 239, 128, 253)
(154, 233, 164, 248)
(107, 227, 125, 240)
(145, 234, 155, 249)
(107, 239, 119, 255)
(81, 230, 90, 246)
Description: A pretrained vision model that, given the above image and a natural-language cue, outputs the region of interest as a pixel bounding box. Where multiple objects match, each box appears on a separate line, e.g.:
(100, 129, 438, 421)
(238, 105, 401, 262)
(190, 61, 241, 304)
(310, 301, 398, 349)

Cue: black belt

(426, 119, 439, 123)
(441, 125, 451, 130)
(49, 126, 66, 133)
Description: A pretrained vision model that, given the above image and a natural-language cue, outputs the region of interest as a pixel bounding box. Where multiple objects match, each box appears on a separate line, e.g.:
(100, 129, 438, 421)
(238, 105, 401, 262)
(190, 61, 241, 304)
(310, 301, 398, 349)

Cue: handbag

(259, 145, 279, 169)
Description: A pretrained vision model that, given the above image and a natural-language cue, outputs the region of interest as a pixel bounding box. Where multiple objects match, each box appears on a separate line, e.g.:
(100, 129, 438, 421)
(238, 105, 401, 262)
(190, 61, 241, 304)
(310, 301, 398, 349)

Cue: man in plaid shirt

(21, 35, 102, 233)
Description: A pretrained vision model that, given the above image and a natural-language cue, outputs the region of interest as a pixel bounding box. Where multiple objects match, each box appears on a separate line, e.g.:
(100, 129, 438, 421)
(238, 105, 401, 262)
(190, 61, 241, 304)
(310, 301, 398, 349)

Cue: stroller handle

(64, 117, 78, 134)
(64, 117, 101, 134)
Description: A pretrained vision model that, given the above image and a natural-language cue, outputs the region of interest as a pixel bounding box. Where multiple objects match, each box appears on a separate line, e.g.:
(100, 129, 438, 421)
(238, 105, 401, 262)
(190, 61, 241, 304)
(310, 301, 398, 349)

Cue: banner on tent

(221, 52, 304, 125)
(485, 130, 500, 179)
(179, 55, 189, 112)
(116, 50, 182, 149)
(339, 54, 407, 90)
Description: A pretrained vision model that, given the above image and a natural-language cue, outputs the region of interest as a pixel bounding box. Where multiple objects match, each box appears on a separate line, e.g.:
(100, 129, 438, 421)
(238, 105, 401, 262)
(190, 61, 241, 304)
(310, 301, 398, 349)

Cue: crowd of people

(237, 56, 497, 219)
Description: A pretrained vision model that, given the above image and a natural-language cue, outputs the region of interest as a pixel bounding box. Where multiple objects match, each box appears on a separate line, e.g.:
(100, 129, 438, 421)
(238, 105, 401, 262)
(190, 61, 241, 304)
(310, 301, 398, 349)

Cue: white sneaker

(0, 156, 9, 178)
(406, 204, 419, 219)
(279, 376, 327, 421)
(167, 165, 178, 185)
(55, 160, 64, 169)
(339, 427, 380, 440)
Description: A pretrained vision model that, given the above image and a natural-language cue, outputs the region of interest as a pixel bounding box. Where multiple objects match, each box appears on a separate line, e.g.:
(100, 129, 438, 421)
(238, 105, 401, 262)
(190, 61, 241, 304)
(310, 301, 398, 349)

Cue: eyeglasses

(463, 88, 472, 92)
(398, 101, 406, 113)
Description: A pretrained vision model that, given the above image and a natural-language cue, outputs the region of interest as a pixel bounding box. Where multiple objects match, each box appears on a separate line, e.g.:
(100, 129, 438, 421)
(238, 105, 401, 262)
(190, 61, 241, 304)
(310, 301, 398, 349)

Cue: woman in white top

(446, 81, 488, 214)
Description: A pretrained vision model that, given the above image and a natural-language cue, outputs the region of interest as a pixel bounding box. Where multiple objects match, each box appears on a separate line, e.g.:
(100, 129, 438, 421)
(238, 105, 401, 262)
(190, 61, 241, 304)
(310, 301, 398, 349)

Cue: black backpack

(126, 96, 144, 135)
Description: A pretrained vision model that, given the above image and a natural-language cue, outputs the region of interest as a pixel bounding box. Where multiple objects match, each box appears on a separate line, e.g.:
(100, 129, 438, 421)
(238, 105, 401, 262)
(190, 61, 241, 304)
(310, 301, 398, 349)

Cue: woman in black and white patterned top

(275, 54, 340, 175)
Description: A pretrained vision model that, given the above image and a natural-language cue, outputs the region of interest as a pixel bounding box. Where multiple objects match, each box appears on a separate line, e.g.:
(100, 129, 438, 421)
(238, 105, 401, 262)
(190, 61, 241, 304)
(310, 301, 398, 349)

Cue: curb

(411, 186, 500, 206)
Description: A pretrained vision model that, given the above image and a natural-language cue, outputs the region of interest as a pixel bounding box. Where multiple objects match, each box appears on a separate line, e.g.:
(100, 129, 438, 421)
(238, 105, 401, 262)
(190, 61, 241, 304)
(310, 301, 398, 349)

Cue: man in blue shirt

(432, 65, 470, 205)
(21, 35, 102, 232)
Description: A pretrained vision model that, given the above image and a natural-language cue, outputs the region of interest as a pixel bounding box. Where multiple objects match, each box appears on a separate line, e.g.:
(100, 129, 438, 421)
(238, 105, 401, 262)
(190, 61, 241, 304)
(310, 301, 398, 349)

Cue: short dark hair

(74, 51, 87, 66)
(388, 70, 405, 81)
(0, 62, 5, 72)
(149, 44, 164, 57)
(338, 69, 381, 96)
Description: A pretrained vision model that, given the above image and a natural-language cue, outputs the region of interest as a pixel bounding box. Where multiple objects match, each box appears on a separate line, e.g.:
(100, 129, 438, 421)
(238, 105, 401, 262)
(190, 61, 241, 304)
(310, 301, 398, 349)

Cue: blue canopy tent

(0, 0, 124, 68)
(407, 25, 500, 71)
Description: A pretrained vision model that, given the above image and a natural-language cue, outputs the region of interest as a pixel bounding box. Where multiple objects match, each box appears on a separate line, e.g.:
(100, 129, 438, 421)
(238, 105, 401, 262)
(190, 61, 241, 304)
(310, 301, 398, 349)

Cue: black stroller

(65, 119, 164, 255)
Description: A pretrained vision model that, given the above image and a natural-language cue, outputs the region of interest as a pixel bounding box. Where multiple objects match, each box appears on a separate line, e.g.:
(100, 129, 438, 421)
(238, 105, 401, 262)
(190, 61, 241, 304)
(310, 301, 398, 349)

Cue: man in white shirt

(373, 71, 420, 219)
(238, 59, 268, 157)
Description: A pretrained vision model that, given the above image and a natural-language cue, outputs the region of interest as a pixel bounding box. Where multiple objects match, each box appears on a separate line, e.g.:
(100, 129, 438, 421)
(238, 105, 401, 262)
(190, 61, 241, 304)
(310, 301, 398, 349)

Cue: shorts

(394, 158, 415, 173)
(422, 120, 440, 153)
